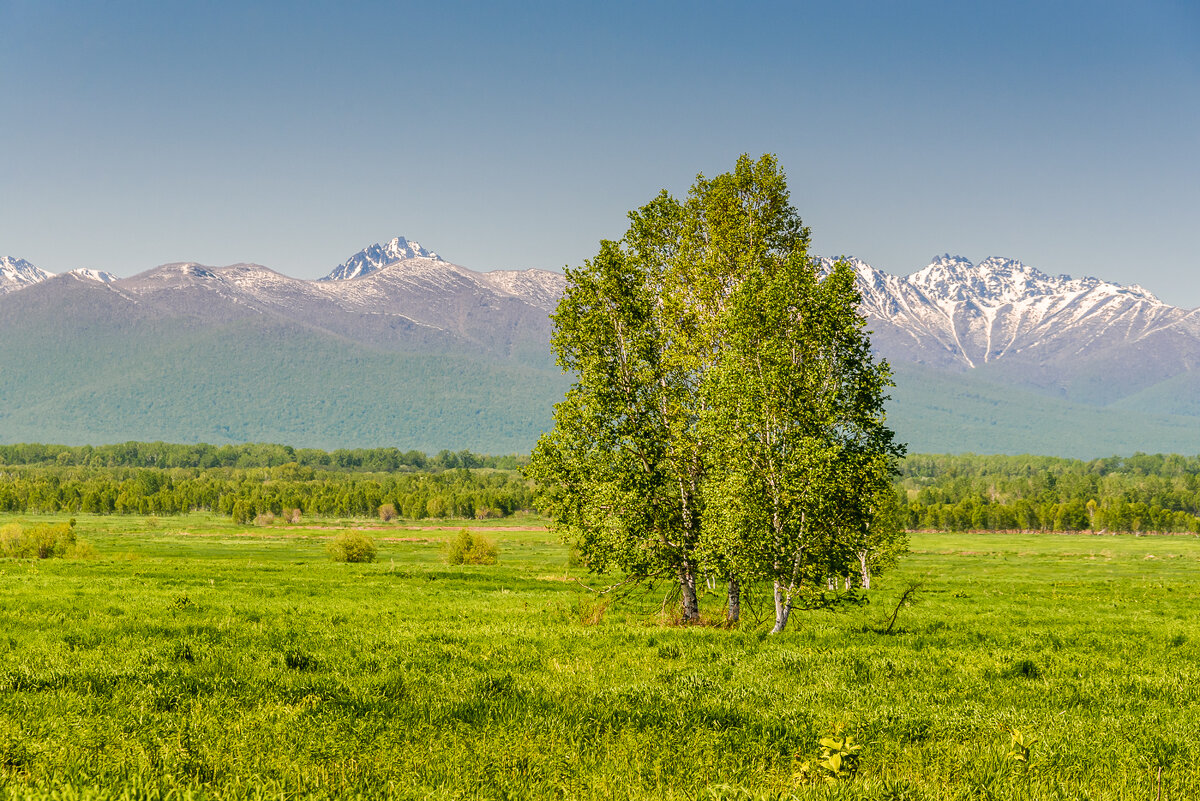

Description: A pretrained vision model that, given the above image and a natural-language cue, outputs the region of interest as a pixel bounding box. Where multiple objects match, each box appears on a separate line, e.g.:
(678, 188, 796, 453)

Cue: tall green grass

(0, 514, 1198, 799)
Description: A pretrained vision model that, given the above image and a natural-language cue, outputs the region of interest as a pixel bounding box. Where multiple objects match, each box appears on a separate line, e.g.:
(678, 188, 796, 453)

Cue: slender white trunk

(679, 568, 700, 624)
(771, 580, 791, 633)
(726, 576, 740, 624)
(858, 550, 871, 590)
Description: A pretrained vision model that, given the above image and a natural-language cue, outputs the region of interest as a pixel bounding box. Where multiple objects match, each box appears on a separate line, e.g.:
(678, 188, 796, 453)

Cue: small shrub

(327, 531, 378, 563)
(254, 512, 276, 526)
(0, 521, 79, 559)
(795, 729, 863, 784)
(446, 528, 498, 565)
(286, 508, 303, 524)
(378, 503, 397, 522)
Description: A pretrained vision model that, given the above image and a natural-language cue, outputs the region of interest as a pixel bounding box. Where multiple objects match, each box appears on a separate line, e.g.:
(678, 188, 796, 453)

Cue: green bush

(446, 528, 498, 565)
(326, 531, 378, 563)
(0, 520, 81, 559)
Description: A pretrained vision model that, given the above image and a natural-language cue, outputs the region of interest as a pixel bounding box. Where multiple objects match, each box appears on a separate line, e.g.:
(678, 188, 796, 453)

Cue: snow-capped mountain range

(6, 241, 1194, 377)
(1, 256, 116, 295)
(825, 254, 1199, 376)
(2, 237, 1198, 456)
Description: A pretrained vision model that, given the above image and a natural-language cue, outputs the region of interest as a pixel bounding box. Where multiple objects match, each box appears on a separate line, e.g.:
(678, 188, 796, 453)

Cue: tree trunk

(679, 569, 700, 624)
(726, 576, 740, 625)
(859, 551, 871, 590)
(770, 580, 791, 633)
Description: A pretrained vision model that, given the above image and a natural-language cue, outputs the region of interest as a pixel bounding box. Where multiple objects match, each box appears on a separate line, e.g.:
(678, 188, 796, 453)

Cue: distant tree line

(0, 442, 527, 472)
(1, 444, 1197, 532)
(0, 463, 533, 521)
(900, 453, 1200, 533)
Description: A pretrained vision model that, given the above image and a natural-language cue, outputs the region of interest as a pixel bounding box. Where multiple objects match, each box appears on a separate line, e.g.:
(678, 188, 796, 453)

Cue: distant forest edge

(0, 443, 1198, 533)
(0, 441, 528, 471)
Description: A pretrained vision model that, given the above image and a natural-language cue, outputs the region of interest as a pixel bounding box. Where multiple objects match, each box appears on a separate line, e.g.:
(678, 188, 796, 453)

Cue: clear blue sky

(3, 1, 1198, 306)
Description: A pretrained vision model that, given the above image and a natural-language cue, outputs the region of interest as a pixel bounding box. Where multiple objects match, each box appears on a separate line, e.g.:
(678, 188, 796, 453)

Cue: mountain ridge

(1, 240, 1196, 456)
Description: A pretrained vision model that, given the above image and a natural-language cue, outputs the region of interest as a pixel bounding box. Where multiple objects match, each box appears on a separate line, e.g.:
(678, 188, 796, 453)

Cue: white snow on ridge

(0, 256, 54, 294)
(67, 268, 118, 282)
(321, 236, 443, 281)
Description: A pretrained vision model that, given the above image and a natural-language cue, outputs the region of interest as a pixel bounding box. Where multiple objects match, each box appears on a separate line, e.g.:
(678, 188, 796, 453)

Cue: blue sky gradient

(3, 1, 1198, 305)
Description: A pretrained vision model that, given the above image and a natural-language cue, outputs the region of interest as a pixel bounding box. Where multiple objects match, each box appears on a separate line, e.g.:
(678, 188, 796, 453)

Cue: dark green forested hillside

(0, 318, 569, 453)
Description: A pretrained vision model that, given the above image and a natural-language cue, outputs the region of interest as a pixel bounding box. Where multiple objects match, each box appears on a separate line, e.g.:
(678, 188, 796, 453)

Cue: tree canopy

(529, 154, 906, 631)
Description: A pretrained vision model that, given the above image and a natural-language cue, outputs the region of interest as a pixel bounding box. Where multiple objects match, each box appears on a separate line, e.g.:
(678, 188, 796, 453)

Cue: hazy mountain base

(0, 318, 570, 453)
(888, 363, 1200, 458)
(2, 326, 1196, 457)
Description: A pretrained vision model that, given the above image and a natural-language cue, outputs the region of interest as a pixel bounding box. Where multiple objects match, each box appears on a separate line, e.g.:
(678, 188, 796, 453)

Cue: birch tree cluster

(528, 155, 906, 633)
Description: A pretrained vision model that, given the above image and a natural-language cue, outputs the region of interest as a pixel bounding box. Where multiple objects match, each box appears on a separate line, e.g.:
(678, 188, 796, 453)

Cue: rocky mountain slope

(0, 242, 1195, 455)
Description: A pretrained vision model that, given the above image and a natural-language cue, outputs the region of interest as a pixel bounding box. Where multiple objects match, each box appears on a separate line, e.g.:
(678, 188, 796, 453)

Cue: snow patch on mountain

(831, 254, 1185, 370)
(67, 268, 118, 283)
(480, 269, 567, 306)
(321, 236, 443, 281)
(0, 256, 54, 294)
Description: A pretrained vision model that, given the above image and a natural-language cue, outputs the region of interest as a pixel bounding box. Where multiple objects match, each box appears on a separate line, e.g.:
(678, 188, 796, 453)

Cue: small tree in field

(446, 529, 498, 565)
(326, 532, 377, 563)
(378, 503, 397, 522)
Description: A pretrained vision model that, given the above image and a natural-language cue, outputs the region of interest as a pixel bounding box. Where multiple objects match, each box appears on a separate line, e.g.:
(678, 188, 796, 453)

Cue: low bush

(446, 528, 498, 565)
(0, 520, 86, 559)
(326, 531, 378, 563)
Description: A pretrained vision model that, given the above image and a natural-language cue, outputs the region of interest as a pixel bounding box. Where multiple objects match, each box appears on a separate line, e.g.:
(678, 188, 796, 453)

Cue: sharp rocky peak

(321, 236, 444, 282)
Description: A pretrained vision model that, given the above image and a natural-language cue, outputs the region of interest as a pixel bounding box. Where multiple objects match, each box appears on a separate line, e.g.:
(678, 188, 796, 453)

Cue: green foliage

(446, 528, 498, 565)
(1006, 728, 1036, 766)
(0, 459, 534, 522)
(532, 155, 903, 630)
(0, 520, 80, 559)
(326, 531, 378, 563)
(0, 441, 529, 472)
(899, 452, 1200, 532)
(796, 729, 863, 784)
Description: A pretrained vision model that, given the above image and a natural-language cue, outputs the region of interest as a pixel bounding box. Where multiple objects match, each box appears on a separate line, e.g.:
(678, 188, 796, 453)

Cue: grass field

(1, 513, 1199, 799)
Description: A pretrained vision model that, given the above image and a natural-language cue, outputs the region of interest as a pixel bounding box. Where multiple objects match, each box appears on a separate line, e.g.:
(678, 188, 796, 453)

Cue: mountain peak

(0, 256, 54, 294)
(321, 236, 443, 281)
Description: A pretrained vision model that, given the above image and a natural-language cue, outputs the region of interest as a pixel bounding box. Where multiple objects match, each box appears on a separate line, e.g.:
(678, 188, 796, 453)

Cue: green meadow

(2, 514, 1199, 800)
